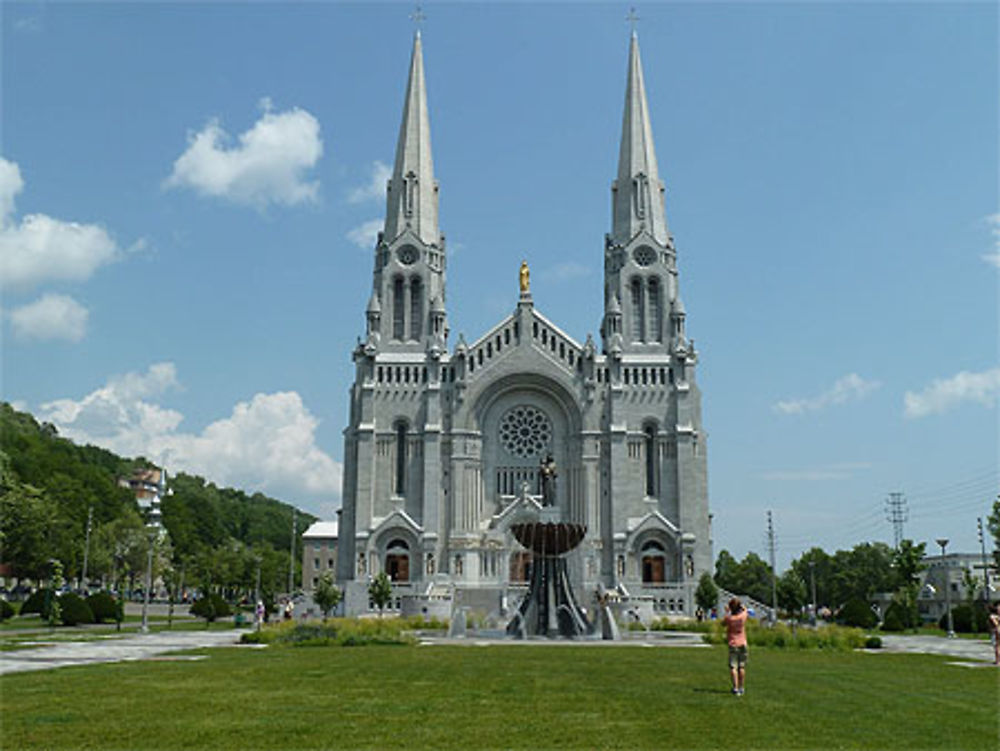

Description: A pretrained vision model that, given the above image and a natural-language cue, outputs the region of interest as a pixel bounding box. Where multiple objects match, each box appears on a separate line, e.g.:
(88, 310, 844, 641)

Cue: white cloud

(8, 293, 89, 342)
(164, 101, 323, 208)
(904, 367, 1000, 418)
(347, 219, 382, 249)
(774, 373, 880, 415)
(982, 213, 1000, 268)
(0, 157, 23, 222)
(348, 161, 391, 204)
(0, 157, 120, 290)
(38, 363, 342, 504)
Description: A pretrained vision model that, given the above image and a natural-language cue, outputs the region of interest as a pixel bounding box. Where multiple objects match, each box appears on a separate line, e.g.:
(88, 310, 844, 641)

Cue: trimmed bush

(0, 599, 14, 620)
(940, 604, 989, 634)
(241, 617, 418, 647)
(190, 593, 232, 623)
(865, 635, 882, 649)
(86, 592, 119, 623)
(19, 588, 54, 619)
(58, 592, 94, 626)
(838, 598, 878, 629)
(880, 602, 907, 632)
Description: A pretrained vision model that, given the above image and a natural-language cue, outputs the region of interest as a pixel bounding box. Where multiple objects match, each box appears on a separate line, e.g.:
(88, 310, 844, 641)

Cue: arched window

(648, 277, 661, 343)
(644, 423, 658, 497)
(392, 277, 405, 340)
(641, 540, 667, 584)
(394, 420, 408, 496)
(409, 277, 422, 340)
(630, 277, 643, 342)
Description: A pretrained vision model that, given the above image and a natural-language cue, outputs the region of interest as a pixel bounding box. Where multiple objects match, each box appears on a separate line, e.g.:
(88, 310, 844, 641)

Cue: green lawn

(1, 644, 996, 750)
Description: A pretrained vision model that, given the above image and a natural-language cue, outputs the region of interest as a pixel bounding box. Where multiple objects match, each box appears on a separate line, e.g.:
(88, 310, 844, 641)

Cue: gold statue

(519, 260, 530, 294)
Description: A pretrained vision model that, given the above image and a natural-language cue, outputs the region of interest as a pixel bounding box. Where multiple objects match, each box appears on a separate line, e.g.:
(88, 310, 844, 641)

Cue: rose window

(499, 405, 553, 458)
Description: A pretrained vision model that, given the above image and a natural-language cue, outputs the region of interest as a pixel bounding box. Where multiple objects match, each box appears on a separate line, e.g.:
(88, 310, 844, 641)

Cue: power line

(885, 492, 907, 548)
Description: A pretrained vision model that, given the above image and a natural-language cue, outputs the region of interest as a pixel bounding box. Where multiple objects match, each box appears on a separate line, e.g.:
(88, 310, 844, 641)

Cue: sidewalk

(0, 628, 247, 675)
(877, 634, 995, 664)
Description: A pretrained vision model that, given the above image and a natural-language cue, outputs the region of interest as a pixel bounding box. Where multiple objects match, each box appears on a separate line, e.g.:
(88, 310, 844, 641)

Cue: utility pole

(977, 516, 991, 607)
(885, 492, 908, 548)
(288, 509, 297, 596)
(80, 505, 93, 593)
(767, 510, 778, 625)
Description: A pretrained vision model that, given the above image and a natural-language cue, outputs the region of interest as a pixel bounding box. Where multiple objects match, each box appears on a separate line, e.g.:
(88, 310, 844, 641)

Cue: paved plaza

(0, 628, 247, 675)
(1, 627, 995, 675)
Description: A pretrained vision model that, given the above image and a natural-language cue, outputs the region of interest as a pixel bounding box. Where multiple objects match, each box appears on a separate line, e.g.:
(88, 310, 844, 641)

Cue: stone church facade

(333, 31, 711, 618)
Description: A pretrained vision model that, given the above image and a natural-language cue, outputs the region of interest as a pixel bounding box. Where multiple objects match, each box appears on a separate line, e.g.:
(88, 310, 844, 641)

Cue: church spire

(611, 32, 669, 247)
(383, 31, 440, 247)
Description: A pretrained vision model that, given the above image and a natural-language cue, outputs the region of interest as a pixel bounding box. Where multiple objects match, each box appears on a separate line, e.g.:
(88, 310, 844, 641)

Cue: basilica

(311, 30, 711, 619)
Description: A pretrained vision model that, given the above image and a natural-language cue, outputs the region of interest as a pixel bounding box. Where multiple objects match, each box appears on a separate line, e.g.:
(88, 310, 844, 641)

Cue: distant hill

(0, 402, 315, 596)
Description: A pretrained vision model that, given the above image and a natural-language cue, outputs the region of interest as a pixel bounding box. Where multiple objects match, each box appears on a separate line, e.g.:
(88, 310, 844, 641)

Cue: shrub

(700, 621, 867, 650)
(940, 604, 989, 634)
(865, 636, 882, 649)
(0, 599, 14, 620)
(190, 593, 232, 623)
(58, 592, 94, 626)
(86, 592, 118, 623)
(880, 602, 907, 632)
(838, 598, 878, 629)
(240, 617, 417, 647)
(19, 588, 58, 619)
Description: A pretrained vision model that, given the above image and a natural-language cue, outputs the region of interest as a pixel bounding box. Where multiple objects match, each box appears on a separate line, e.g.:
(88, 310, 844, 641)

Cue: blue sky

(2, 2, 996, 570)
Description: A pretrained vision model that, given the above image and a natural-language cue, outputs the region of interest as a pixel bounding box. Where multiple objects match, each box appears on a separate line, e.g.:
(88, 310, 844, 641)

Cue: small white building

(302, 521, 338, 591)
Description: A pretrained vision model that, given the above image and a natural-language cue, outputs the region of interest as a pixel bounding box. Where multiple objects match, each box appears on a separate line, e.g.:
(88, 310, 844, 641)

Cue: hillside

(0, 402, 316, 597)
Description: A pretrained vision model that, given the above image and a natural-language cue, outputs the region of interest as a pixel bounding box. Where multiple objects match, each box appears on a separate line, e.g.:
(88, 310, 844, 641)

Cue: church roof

(383, 31, 440, 247)
(303, 521, 339, 539)
(612, 32, 670, 247)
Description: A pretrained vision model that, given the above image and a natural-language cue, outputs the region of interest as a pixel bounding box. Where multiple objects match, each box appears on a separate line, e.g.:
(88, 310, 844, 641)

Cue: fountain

(505, 456, 594, 638)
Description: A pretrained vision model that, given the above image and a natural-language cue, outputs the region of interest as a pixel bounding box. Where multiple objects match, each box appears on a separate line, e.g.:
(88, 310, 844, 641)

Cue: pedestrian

(988, 602, 1000, 666)
(723, 597, 749, 695)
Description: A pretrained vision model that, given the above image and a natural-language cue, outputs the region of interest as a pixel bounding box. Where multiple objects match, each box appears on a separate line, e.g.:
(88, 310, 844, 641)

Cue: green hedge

(0, 599, 14, 620)
(85, 592, 119, 623)
(939, 604, 989, 634)
(58, 592, 94, 626)
(19, 588, 54, 619)
(701, 621, 869, 650)
(241, 617, 418, 647)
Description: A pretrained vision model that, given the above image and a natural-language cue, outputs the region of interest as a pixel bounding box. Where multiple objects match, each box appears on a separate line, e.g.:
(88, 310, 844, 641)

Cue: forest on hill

(0, 402, 317, 600)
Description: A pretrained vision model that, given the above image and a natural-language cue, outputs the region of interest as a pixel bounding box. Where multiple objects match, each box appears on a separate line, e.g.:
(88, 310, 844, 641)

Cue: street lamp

(935, 538, 954, 638)
(140, 468, 167, 634)
(809, 560, 818, 627)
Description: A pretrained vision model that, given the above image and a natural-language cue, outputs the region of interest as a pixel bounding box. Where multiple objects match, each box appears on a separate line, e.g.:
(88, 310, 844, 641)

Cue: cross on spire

(410, 4, 426, 30)
(626, 7, 640, 35)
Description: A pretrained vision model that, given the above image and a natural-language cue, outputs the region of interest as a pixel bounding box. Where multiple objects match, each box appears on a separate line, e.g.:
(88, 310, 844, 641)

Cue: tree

(694, 572, 718, 614)
(988, 497, 1000, 570)
(368, 572, 393, 617)
(892, 539, 927, 590)
(313, 571, 342, 621)
(777, 569, 807, 615)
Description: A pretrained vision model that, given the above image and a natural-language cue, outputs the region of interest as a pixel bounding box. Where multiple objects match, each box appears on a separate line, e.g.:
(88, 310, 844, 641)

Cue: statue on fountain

(539, 454, 557, 507)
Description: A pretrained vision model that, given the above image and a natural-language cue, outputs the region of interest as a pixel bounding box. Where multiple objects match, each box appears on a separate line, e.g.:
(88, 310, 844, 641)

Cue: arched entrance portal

(384, 538, 410, 582)
(641, 540, 667, 584)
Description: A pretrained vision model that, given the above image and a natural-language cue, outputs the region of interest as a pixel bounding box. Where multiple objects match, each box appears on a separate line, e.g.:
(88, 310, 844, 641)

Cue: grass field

(1, 643, 996, 750)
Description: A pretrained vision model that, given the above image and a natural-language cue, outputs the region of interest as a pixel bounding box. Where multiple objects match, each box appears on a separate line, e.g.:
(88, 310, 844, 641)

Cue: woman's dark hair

(728, 597, 743, 614)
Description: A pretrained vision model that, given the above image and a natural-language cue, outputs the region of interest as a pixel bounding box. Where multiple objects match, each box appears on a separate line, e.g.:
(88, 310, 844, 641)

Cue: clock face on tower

(397, 245, 419, 265)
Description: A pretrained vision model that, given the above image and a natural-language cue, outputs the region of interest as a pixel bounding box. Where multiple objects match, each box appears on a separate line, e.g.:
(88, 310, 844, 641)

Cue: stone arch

(633, 528, 677, 584)
(467, 373, 584, 518)
(373, 527, 420, 583)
